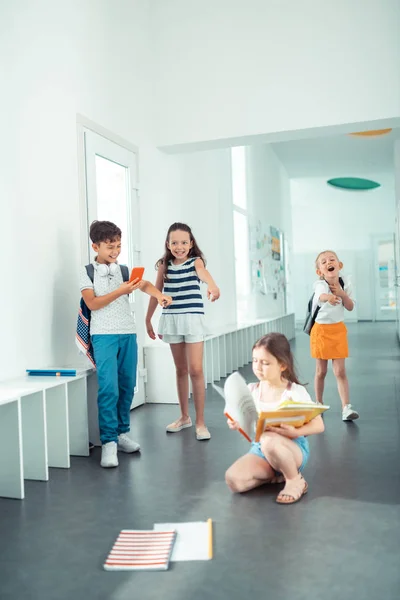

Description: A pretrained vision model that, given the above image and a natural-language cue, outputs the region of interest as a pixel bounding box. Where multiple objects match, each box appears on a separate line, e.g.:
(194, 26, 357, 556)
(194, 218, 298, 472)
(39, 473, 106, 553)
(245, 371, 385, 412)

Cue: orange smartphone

(129, 267, 145, 282)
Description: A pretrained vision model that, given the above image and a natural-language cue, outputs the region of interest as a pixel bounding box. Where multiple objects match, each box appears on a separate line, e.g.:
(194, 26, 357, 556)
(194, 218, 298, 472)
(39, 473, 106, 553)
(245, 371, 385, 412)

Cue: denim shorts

(249, 435, 310, 473)
(162, 334, 204, 344)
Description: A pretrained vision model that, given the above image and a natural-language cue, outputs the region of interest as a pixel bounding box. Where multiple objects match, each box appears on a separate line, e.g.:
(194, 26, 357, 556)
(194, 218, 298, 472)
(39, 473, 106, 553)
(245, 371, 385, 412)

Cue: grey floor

(1, 323, 400, 600)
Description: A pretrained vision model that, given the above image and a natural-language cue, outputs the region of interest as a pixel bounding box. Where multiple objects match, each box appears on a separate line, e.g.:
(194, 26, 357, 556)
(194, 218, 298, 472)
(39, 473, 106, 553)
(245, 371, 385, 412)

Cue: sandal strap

(277, 476, 307, 503)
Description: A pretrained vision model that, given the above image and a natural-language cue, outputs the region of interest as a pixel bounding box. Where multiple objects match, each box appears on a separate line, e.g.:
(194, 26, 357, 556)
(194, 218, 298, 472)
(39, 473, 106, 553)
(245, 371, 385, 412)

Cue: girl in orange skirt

(310, 250, 359, 421)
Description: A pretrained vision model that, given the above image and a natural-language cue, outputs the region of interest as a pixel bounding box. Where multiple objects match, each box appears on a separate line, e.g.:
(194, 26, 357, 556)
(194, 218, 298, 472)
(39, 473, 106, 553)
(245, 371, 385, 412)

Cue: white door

(84, 129, 145, 408)
(373, 234, 397, 321)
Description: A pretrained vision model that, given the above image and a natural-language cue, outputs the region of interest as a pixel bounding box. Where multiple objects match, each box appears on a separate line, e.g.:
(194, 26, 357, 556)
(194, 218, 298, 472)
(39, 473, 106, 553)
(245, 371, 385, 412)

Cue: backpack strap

(339, 276, 345, 290)
(85, 264, 95, 283)
(120, 265, 129, 282)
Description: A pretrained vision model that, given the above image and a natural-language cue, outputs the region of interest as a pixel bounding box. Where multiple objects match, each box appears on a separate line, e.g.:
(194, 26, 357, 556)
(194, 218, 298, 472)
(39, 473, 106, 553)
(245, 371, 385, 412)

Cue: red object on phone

(129, 267, 145, 282)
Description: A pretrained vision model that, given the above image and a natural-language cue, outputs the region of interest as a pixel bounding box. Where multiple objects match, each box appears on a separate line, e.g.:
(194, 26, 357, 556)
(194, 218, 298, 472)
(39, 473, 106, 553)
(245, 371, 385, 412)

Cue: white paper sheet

(153, 521, 211, 561)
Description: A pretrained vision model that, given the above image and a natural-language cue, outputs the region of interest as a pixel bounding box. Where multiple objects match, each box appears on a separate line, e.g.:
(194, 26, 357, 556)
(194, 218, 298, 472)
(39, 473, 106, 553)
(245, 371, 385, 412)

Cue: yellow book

(215, 372, 328, 443)
(255, 400, 328, 442)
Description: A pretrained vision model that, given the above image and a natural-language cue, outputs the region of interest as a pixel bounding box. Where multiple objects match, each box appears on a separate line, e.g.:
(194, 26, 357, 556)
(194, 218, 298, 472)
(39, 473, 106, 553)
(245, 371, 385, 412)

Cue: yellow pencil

(207, 518, 213, 559)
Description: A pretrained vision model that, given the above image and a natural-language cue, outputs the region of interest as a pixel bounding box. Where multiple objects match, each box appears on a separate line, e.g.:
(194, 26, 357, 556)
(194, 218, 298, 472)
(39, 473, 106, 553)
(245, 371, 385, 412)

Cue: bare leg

(260, 433, 307, 503)
(225, 454, 276, 493)
(186, 342, 206, 427)
(169, 343, 190, 419)
(314, 359, 328, 404)
(332, 358, 349, 408)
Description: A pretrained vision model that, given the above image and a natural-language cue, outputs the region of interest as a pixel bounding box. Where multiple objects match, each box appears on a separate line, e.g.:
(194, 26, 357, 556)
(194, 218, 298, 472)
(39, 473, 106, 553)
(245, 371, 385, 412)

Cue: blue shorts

(249, 436, 310, 473)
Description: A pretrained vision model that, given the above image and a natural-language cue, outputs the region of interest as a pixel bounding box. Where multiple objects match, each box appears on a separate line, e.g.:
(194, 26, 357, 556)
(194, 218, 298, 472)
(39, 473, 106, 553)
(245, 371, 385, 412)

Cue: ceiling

(271, 128, 400, 178)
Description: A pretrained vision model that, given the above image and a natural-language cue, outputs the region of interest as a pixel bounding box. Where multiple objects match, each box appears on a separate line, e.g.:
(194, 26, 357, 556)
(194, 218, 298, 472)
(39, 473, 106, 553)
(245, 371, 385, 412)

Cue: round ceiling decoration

(327, 177, 381, 190)
(349, 128, 392, 137)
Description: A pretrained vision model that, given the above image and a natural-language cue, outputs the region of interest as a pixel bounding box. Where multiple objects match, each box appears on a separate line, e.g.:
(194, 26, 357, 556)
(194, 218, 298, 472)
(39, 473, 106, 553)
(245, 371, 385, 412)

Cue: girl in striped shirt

(146, 223, 220, 440)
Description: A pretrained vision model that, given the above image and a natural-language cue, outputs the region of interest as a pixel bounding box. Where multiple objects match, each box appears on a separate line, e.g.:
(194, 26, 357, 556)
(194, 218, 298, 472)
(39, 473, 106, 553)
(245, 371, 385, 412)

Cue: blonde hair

(315, 250, 339, 269)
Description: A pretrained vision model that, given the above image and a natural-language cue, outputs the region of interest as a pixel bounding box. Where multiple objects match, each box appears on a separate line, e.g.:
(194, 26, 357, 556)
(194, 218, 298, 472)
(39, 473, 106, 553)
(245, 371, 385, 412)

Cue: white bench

(144, 313, 295, 404)
(0, 369, 94, 499)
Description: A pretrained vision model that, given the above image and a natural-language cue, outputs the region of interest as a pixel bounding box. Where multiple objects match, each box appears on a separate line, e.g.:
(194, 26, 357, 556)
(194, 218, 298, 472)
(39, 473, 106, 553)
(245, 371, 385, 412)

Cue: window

(94, 156, 130, 266)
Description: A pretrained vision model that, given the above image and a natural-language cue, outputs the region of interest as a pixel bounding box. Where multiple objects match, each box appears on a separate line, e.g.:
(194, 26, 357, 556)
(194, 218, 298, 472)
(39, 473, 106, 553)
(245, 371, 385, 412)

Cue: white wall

(151, 0, 400, 148)
(290, 174, 396, 323)
(139, 146, 237, 338)
(1, 0, 151, 380)
(140, 144, 292, 343)
(245, 145, 293, 320)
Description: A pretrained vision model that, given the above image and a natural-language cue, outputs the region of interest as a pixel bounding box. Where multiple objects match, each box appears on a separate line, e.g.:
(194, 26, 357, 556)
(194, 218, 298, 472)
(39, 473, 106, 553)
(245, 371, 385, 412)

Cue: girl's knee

(176, 366, 189, 378)
(260, 432, 282, 457)
(316, 366, 327, 378)
(225, 468, 245, 493)
(189, 366, 203, 380)
(333, 366, 347, 379)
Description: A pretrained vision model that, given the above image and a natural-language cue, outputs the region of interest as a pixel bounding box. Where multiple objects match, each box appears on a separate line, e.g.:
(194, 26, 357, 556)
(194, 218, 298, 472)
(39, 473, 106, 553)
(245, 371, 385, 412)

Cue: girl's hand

(158, 294, 172, 307)
(119, 278, 143, 295)
(327, 293, 341, 305)
(227, 419, 240, 430)
(208, 287, 220, 302)
(265, 424, 299, 439)
(329, 282, 345, 298)
(146, 320, 156, 340)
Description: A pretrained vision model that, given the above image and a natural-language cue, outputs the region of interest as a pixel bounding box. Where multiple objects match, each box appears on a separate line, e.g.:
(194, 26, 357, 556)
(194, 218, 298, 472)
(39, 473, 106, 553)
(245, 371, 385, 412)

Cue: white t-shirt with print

(248, 381, 314, 413)
(312, 276, 355, 325)
(80, 262, 136, 335)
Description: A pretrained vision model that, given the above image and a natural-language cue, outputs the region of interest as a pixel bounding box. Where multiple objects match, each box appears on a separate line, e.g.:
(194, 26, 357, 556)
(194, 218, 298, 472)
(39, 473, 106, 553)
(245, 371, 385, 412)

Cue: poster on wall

(248, 219, 285, 298)
(270, 226, 281, 261)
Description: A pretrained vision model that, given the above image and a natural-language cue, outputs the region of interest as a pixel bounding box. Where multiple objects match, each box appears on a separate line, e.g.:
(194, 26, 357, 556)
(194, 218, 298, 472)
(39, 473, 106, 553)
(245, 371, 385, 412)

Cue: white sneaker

(117, 433, 141, 453)
(342, 404, 359, 421)
(100, 441, 119, 468)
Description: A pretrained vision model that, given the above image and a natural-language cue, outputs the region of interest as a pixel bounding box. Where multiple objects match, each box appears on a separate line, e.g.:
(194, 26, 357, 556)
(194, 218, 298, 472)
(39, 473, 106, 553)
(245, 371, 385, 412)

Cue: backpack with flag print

(75, 264, 130, 367)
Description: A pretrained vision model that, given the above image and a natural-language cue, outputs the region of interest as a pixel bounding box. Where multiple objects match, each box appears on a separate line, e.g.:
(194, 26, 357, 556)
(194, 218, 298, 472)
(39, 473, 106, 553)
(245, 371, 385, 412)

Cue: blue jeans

(92, 334, 137, 444)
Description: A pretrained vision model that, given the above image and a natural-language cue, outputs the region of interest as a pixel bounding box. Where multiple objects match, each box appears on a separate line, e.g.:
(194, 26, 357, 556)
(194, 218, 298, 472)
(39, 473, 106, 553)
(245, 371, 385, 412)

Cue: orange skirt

(310, 322, 348, 360)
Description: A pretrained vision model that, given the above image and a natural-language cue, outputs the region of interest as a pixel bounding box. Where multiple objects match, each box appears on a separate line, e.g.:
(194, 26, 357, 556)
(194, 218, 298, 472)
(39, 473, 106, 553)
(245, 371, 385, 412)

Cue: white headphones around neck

(96, 262, 119, 276)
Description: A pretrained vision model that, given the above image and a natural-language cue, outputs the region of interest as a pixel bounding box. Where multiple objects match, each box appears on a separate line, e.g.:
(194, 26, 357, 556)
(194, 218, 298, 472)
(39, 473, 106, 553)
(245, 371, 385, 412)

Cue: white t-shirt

(248, 381, 314, 413)
(80, 262, 136, 335)
(312, 276, 355, 325)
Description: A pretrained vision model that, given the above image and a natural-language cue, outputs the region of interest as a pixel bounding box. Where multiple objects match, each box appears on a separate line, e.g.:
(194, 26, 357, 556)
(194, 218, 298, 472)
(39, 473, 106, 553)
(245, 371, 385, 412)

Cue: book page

(222, 372, 257, 441)
(153, 522, 211, 561)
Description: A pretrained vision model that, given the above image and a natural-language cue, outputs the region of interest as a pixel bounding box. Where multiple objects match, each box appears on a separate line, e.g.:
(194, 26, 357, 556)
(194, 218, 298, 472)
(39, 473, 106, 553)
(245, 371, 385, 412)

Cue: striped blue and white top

(158, 257, 207, 337)
(162, 257, 204, 315)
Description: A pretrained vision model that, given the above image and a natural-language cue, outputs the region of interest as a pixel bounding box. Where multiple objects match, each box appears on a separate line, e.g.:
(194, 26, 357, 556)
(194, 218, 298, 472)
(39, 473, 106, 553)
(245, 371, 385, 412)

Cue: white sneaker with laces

(342, 404, 359, 421)
(117, 433, 141, 453)
(100, 441, 119, 468)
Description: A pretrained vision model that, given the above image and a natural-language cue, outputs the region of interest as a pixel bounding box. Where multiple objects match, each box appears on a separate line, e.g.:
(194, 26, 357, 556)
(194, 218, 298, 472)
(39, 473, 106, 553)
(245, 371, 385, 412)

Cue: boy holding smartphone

(80, 220, 172, 467)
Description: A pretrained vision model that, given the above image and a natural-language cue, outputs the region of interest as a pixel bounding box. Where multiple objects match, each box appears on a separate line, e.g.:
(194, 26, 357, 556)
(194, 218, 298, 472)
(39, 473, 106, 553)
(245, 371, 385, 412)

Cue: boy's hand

(207, 286, 220, 302)
(158, 294, 172, 308)
(119, 278, 143, 295)
(329, 282, 345, 298)
(146, 320, 156, 340)
(227, 419, 240, 430)
(326, 293, 341, 305)
(265, 424, 299, 439)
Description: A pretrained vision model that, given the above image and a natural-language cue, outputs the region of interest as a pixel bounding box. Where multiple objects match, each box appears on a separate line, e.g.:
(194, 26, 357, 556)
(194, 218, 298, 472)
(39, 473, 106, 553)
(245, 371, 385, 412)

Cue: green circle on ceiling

(327, 177, 380, 190)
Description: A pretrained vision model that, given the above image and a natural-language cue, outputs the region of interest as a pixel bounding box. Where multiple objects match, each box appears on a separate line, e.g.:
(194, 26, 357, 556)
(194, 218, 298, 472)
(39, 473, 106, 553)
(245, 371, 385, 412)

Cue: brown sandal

(276, 476, 308, 505)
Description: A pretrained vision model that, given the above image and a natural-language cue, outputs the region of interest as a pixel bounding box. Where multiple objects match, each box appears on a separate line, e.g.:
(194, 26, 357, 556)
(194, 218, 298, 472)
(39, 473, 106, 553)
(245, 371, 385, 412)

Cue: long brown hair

(253, 332, 303, 385)
(156, 223, 206, 280)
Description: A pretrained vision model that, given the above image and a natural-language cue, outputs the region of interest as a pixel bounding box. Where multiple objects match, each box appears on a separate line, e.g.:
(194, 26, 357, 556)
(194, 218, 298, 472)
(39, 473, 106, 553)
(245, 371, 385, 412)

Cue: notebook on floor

(103, 529, 177, 571)
(153, 520, 213, 561)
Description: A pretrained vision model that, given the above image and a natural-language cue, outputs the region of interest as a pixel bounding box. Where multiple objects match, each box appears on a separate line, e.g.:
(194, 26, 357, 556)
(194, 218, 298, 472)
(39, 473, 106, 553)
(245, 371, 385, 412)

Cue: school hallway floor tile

(0, 322, 399, 600)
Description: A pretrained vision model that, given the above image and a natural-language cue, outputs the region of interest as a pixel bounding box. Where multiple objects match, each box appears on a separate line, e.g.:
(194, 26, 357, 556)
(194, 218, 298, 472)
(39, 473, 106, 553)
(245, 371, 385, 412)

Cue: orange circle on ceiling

(349, 129, 392, 137)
